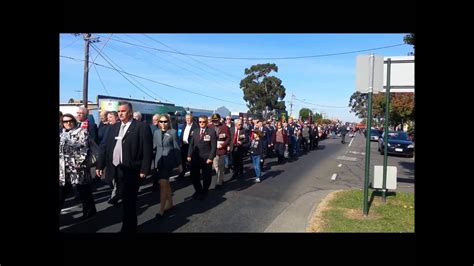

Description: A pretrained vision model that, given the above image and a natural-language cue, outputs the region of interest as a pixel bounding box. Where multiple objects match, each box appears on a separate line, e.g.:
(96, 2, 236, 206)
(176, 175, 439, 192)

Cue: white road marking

(60, 206, 79, 214)
(336, 156, 358, 162)
(349, 137, 354, 147)
(349, 151, 365, 155)
(331, 173, 337, 180)
(338, 164, 342, 167)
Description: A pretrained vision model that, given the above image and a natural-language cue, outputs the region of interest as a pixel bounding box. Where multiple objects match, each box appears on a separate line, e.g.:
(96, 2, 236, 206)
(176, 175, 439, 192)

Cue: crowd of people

(59, 102, 355, 232)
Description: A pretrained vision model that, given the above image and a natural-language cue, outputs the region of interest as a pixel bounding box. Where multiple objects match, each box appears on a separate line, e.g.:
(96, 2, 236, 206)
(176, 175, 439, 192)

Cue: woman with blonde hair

(152, 114, 182, 216)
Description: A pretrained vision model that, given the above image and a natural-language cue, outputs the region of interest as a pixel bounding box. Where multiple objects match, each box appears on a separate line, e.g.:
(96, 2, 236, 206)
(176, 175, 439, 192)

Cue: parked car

(378, 131, 414, 157)
(366, 129, 382, 141)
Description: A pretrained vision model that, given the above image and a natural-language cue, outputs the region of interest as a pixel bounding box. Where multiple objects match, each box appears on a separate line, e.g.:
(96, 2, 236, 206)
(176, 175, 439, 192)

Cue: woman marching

(152, 114, 182, 217)
(59, 113, 97, 220)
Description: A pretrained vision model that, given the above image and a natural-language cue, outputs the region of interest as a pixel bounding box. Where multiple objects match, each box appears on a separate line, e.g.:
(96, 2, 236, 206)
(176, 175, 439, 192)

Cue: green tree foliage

(348, 91, 368, 119)
(404, 33, 415, 55)
(390, 92, 414, 126)
(299, 108, 313, 121)
(313, 112, 322, 123)
(240, 63, 286, 118)
(349, 91, 414, 128)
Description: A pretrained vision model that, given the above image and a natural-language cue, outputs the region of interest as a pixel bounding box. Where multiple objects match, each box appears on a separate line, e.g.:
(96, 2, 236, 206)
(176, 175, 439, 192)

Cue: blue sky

(60, 33, 413, 122)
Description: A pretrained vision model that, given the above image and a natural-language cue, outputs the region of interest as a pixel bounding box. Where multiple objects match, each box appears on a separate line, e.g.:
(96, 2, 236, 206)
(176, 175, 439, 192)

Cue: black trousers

(341, 134, 346, 144)
(190, 157, 212, 194)
(232, 148, 244, 174)
(115, 165, 141, 233)
(274, 143, 286, 163)
(59, 182, 96, 216)
(180, 143, 190, 175)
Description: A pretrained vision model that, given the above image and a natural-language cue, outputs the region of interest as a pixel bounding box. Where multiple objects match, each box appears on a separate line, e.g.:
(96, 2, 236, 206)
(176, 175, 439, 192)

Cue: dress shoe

(215, 184, 223, 190)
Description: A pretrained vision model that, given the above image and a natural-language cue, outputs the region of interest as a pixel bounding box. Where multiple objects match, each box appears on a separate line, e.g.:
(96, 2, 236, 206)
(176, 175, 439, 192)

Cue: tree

(240, 63, 286, 119)
(68, 98, 75, 103)
(313, 112, 322, 123)
(299, 108, 313, 121)
(390, 92, 414, 127)
(348, 91, 368, 119)
(372, 93, 386, 126)
(404, 33, 415, 55)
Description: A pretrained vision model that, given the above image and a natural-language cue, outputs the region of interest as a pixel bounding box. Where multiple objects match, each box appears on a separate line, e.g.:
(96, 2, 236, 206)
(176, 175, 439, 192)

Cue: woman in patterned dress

(59, 113, 97, 220)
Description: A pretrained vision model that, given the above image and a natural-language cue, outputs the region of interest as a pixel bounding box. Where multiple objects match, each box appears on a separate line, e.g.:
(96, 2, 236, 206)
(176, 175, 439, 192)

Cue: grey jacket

(153, 128, 182, 171)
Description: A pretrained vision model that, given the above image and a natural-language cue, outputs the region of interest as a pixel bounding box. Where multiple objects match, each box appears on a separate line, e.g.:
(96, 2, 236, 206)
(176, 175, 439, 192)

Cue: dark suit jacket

(229, 126, 250, 151)
(180, 123, 198, 146)
(97, 120, 153, 180)
(187, 127, 216, 162)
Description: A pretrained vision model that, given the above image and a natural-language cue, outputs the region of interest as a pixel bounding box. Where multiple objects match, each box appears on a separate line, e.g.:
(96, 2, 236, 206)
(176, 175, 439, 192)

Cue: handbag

(284, 146, 289, 158)
(85, 138, 101, 168)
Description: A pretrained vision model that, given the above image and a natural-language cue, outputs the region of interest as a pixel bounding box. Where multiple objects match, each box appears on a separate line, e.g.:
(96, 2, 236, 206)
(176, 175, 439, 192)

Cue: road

(60, 132, 414, 232)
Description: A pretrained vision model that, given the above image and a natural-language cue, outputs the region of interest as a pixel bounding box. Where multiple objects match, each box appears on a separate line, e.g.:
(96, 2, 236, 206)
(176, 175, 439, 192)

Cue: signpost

(355, 54, 384, 217)
(381, 56, 415, 202)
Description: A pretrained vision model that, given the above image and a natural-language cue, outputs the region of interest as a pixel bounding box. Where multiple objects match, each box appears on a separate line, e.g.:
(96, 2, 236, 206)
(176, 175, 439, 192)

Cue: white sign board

(355, 55, 384, 94)
(383, 56, 414, 93)
(372, 165, 397, 190)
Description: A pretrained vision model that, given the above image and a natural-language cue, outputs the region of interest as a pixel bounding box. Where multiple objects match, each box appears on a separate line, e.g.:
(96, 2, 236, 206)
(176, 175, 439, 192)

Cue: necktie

(234, 129, 239, 144)
(200, 129, 205, 140)
(112, 124, 126, 166)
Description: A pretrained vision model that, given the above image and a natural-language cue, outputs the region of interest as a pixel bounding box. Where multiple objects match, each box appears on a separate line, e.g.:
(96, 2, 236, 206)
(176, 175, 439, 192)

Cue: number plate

(395, 148, 403, 152)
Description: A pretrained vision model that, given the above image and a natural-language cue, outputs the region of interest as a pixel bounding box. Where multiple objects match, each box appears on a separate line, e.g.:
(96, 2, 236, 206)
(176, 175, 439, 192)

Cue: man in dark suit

(97, 110, 110, 146)
(229, 118, 250, 178)
(178, 113, 198, 179)
(187, 115, 216, 200)
(96, 101, 153, 233)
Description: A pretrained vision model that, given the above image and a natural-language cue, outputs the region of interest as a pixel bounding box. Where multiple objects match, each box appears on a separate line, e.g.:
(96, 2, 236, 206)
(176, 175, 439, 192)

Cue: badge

(204, 135, 211, 141)
(217, 140, 225, 148)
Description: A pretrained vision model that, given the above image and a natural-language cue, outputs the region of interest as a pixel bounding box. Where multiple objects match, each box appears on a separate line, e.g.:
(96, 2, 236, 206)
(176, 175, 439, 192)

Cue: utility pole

(82, 33, 91, 108)
(289, 93, 295, 117)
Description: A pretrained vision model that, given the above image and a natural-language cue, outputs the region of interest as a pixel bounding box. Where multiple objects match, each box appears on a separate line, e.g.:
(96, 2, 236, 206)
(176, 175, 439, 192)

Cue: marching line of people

(59, 102, 353, 232)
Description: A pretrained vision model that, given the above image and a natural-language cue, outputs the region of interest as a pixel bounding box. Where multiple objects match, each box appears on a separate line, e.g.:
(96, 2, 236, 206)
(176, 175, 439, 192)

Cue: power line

(91, 63, 110, 96)
(143, 34, 242, 81)
(119, 34, 241, 94)
(294, 97, 349, 108)
(90, 34, 113, 66)
(89, 44, 159, 101)
(60, 36, 80, 51)
(103, 36, 407, 60)
(90, 43, 170, 102)
(60, 55, 247, 106)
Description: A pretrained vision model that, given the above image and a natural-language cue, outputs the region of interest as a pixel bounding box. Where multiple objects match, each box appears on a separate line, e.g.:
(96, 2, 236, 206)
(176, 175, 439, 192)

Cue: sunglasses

(159, 120, 168, 123)
(198, 121, 207, 124)
(62, 120, 74, 124)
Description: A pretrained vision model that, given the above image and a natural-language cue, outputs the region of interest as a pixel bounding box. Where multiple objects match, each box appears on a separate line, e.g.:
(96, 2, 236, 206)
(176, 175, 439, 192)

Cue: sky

(59, 33, 413, 122)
